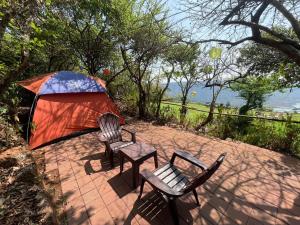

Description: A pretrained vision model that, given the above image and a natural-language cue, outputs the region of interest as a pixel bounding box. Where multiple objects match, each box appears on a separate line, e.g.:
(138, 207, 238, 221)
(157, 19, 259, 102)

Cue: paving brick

(63, 188, 81, 202)
(61, 179, 79, 194)
(107, 198, 130, 225)
(67, 208, 90, 225)
(66, 196, 85, 211)
(79, 181, 97, 195)
(101, 189, 120, 206)
(76, 175, 93, 187)
(85, 197, 106, 217)
(82, 189, 101, 204)
(89, 207, 114, 225)
(199, 203, 223, 225)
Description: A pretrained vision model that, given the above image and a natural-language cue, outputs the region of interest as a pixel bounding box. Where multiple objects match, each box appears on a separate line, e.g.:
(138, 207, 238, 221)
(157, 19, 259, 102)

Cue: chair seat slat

(162, 168, 181, 184)
(157, 166, 177, 180)
(173, 178, 189, 192)
(168, 173, 186, 188)
(153, 164, 172, 176)
(111, 141, 134, 151)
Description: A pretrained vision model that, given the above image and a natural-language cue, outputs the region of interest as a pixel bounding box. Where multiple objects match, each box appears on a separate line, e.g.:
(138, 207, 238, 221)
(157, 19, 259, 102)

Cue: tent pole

(26, 95, 38, 143)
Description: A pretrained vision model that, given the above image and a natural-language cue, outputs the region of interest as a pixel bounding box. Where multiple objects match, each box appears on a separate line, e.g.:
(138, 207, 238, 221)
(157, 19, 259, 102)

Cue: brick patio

(41, 121, 300, 225)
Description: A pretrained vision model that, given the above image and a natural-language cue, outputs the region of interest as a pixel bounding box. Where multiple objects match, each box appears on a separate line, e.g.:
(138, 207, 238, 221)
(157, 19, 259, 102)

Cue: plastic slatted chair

(139, 150, 226, 225)
(97, 113, 136, 168)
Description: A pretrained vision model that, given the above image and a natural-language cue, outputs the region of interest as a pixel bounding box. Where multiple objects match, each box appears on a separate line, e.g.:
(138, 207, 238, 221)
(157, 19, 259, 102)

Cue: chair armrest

(99, 133, 109, 142)
(121, 127, 136, 143)
(171, 149, 208, 170)
(140, 169, 183, 197)
(121, 127, 136, 134)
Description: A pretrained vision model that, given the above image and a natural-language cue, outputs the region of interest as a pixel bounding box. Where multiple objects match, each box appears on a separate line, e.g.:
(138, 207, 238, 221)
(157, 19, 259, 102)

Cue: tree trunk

(196, 86, 222, 130)
(155, 74, 172, 119)
(180, 95, 188, 124)
(237, 98, 253, 132)
(138, 83, 146, 119)
(196, 99, 216, 130)
(239, 105, 250, 115)
(239, 96, 252, 115)
(155, 99, 162, 119)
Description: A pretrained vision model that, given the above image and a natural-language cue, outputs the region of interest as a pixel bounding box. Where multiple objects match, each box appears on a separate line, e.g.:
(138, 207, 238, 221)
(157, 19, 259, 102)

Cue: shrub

(0, 116, 24, 152)
(154, 102, 300, 158)
(156, 105, 178, 124)
(214, 116, 300, 158)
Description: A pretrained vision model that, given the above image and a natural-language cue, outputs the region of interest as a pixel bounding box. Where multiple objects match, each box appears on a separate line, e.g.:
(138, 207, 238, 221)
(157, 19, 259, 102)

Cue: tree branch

(269, 0, 300, 40)
(106, 68, 126, 86)
(183, 37, 253, 47)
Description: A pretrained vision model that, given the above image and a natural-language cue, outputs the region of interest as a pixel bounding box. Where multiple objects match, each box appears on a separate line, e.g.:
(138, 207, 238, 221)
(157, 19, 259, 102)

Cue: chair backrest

(97, 113, 122, 143)
(184, 153, 226, 193)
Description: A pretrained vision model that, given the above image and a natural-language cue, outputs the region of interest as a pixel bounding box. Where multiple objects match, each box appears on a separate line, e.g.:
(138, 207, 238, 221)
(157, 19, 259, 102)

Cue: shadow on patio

(40, 121, 300, 225)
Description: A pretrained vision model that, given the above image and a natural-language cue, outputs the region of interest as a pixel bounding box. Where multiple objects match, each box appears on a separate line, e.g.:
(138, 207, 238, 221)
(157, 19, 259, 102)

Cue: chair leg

(109, 151, 114, 168)
(193, 189, 200, 206)
(119, 154, 124, 175)
(169, 198, 179, 225)
(138, 178, 145, 199)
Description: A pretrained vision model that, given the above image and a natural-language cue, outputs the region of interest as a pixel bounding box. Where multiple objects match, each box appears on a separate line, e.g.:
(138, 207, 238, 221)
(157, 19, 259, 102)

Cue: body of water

(167, 82, 300, 113)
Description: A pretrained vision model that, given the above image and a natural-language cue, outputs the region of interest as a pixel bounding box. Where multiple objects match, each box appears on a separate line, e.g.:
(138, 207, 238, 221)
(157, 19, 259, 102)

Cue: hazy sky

(166, 0, 191, 30)
(165, 0, 221, 41)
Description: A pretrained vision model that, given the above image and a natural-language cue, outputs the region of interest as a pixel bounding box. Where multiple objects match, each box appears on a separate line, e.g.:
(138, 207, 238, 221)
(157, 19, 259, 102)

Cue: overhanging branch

(182, 37, 253, 47)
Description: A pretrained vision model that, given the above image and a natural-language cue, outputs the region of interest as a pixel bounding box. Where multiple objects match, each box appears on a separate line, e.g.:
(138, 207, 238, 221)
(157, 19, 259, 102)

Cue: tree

(26, 5, 79, 74)
(152, 65, 174, 119)
(195, 47, 241, 129)
(238, 42, 300, 87)
(184, 0, 300, 68)
(0, 0, 42, 96)
(120, 0, 175, 118)
(230, 76, 281, 115)
(172, 43, 204, 123)
(0, 0, 48, 123)
(50, 0, 115, 75)
(196, 48, 223, 129)
(152, 43, 190, 119)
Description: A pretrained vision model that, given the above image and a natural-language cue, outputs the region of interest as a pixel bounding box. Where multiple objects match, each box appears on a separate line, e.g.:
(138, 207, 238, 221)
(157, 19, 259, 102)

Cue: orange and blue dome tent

(18, 71, 124, 149)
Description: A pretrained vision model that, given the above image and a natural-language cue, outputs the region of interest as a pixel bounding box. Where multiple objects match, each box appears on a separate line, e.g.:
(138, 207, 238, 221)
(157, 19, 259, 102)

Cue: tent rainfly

(18, 71, 124, 149)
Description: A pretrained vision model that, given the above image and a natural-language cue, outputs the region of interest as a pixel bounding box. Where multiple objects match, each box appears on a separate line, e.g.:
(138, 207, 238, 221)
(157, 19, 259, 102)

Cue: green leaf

(209, 47, 222, 59)
(202, 65, 213, 74)
(29, 21, 42, 34)
(45, 0, 52, 6)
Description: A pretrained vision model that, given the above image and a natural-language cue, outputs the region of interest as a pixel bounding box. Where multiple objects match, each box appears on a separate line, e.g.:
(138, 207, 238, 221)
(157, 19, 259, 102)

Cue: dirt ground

(0, 145, 64, 225)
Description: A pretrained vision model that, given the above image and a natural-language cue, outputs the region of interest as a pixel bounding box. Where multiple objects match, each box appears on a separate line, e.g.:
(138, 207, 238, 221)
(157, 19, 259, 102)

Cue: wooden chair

(139, 150, 226, 225)
(97, 113, 136, 168)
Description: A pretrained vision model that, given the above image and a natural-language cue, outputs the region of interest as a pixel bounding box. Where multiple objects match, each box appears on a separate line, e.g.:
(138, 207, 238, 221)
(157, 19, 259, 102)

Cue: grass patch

(161, 101, 300, 123)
